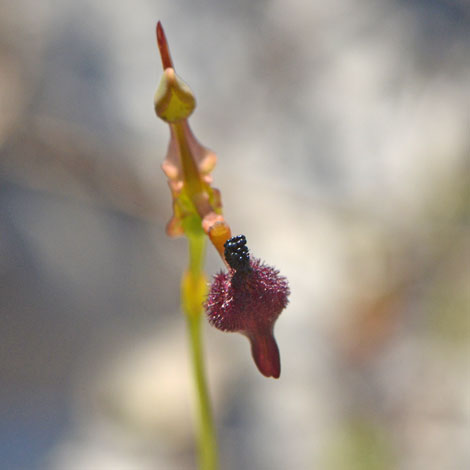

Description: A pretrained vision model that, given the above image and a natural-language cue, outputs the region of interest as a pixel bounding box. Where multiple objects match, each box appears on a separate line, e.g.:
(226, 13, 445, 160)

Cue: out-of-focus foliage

(324, 419, 394, 470)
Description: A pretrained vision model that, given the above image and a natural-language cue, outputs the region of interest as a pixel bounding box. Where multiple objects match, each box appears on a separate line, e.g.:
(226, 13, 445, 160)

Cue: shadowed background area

(0, 0, 469, 469)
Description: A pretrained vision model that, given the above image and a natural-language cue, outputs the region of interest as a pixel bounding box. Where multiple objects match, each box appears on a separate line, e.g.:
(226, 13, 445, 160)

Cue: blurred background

(1, 0, 469, 469)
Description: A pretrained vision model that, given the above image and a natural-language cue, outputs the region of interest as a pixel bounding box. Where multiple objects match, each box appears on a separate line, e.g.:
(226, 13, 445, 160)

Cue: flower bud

(154, 67, 196, 122)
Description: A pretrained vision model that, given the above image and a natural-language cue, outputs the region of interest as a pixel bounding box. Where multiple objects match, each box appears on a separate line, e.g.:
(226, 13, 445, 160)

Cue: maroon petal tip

(248, 331, 281, 379)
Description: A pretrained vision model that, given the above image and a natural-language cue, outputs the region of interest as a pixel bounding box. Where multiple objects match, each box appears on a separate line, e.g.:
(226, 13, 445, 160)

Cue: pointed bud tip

(156, 21, 173, 70)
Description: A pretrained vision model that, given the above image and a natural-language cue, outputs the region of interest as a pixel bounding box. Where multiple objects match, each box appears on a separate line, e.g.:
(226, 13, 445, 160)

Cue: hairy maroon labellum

(205, 257, 290, 378)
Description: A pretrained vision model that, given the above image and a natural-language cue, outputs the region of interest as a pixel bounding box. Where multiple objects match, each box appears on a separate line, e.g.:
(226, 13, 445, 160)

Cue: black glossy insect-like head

(224, 235, 252, 273)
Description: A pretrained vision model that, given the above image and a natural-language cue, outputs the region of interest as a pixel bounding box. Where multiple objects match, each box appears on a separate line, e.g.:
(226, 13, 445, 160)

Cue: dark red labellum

(205, 257, 289, 378)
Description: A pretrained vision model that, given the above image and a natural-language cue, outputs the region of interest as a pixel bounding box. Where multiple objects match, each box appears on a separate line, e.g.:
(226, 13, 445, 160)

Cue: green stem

(182, 233, 218, 470)
(188, 231, 206, 278)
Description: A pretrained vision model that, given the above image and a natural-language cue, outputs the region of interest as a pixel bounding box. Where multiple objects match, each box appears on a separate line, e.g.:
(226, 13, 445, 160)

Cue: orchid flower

(154, 21, 291, 469)
(154, 22, 290, 380)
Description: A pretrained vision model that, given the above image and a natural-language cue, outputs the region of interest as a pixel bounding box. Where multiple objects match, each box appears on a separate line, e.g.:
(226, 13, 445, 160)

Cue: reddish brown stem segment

(156, 21, 174, 70)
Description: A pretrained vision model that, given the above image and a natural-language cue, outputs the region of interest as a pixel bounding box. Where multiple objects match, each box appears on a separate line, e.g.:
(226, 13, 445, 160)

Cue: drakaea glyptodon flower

(206, 236, 289, 378)
(154, 22, 290, 378)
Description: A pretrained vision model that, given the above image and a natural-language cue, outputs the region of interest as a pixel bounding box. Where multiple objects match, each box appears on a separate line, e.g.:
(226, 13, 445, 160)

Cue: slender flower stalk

(155, 22, 220, 469)
(154, 20, 289, 469)
(182, 231, 218, 470)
